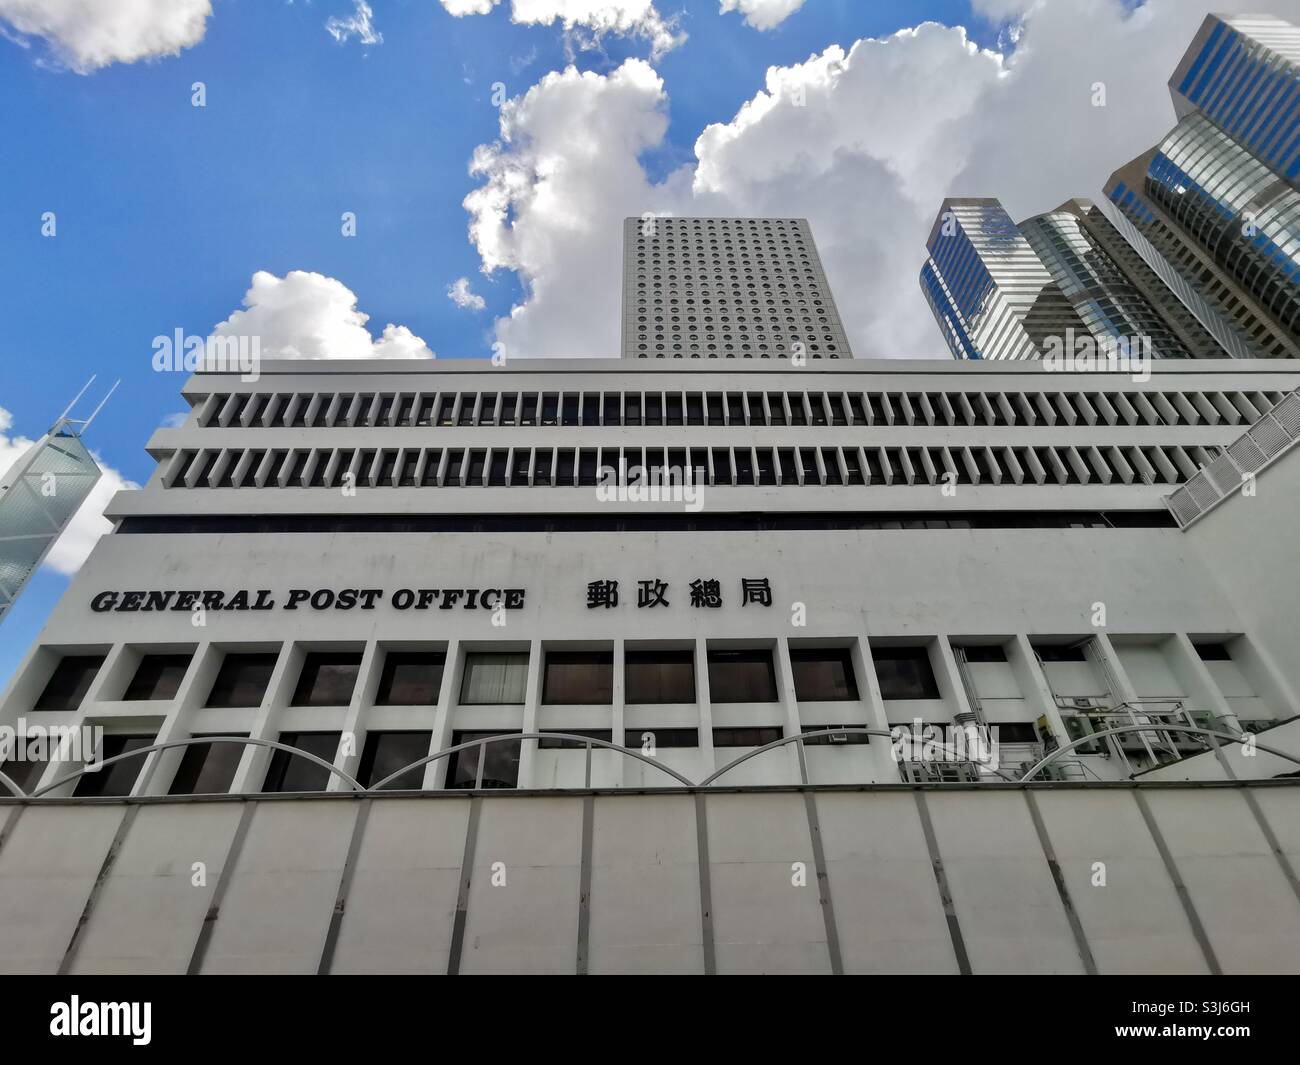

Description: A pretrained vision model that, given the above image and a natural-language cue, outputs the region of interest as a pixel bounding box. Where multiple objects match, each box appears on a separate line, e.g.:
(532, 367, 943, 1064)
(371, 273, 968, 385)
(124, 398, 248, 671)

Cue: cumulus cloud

(212, 271, 434, 359)
(0, 0, 211, 72)
(461, 0, 1299, 358)
(448, 277, 487, 311)
(440, 0, 685, 59)
(719, 0, 806, 32)
(0, 408, 138, 576)
(326, 0, 383, 47)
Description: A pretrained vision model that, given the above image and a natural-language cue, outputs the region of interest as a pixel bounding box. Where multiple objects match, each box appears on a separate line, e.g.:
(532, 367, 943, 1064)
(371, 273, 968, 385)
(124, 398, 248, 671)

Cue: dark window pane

(446, 731, 520, 789)
(872, 646, 940, 699)
(802, 725, 870, 746)
(959, 645, 1008, 663)
(206, 653, 278, 708)
(537, 729, 612, 749)
(707, 650, 778, 703)
(713, 726, 782, 747)
(34, 655, 105, 712)
(790, 648, 859, 701)
(123, 653, 193, 701)
(624, 727, 697, 749)
(0, 751, 48, 794)
(543, 651, 613, 704)
(996, 723, 1039, 743)
(169, 735, 247, 795)
(74, 734, 154, 797)
(625, 650, 695, 704)
(1036, 644, 1088, 662)
(291, 652, 362, 707)
(357, 731, 431, 790)
(263, 732, 340, 793)
(1194, 642, 1232, 661)
(376, 651, 445, 705)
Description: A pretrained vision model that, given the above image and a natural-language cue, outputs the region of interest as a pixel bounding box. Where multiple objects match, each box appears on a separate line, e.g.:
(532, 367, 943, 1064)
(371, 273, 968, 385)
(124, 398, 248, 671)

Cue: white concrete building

(3, 223, 1300, 974)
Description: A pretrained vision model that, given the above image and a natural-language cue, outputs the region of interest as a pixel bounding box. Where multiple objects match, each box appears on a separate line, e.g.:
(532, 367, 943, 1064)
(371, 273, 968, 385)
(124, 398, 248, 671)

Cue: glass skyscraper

(1105, 13, 1300, 359)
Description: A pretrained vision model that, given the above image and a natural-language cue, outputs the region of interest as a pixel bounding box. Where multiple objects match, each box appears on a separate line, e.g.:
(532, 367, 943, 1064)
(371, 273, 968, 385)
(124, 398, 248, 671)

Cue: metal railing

(3, 725, 1299, 799)
(1166, 390, 1300, 528)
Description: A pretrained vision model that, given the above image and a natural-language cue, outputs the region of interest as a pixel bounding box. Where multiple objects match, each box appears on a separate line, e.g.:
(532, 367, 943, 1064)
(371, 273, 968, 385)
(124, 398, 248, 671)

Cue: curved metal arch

(368, 731, 698, 791)
(699, 728, 895, 788)
(1016, 724, 1300, 783)
(28, 735, 366, 799)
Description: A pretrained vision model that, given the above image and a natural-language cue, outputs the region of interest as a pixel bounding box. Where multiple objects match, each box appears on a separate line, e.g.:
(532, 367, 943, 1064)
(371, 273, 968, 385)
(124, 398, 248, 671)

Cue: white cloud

(448, 277, 487, 311)
(212, 271, 434, 359)
(719, 0, 806, 32)
(0, 0, 211, 72)
(461, 0, 1300, 358)
(440, 0, 685, 58)
(326, 0, 383, 47)
(0, 408, 138, 577)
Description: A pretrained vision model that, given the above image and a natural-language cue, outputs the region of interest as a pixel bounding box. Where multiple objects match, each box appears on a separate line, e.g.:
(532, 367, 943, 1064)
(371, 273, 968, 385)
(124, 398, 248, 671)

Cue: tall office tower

(0, 414, 103, 623)
(1104, 14, 1300, 359)
(6, 217, 1300, 975)
(1170, 13, 1300, 182)
(920, 199, 1090, 361)
(621, 216, 854, 359)
(1016, 199, 1225, 360)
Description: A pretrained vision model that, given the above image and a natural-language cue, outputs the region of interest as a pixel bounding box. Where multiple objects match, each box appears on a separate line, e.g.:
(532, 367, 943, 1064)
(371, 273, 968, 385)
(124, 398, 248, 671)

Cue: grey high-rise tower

(621, 216, 853, 359)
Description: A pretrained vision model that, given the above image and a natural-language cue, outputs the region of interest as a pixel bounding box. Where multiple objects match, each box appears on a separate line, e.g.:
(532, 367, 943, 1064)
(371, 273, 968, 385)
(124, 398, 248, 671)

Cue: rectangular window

(1036, 644, 1088, 662)
(995, 723, 1039, 744)
(34, 655, 105, 712)
(872, 646, 940, 700)
(358, 730, 432, 790)
(802, 725, 870, 746)
(767, 393, 787, 425)
(291, 652, 362, 707)
(263, 732, 341, 793)
(561, 394, 580, 426)
(205, 652, 278, 708)
(533, 449, 553, 484)
(665, 394, 684, 426)
(713, 726, 783, 747)
(686, 394, 705, 425)
(541, 393, 559, 426)
(603, 394, 621, 426)
(625, 394, 642, 425)
(543, 650, 613, 704)
(460, 652, 529, 705)
(733, 448, 754, 485)
(0, 750, 47, 794)
(790, 648, 859, 701)
(499, 393, 517, 425)
(707, 649, 778, 703)
(169, 734, 247, 795)
(577, 449, 599, 487)
(446, 731, 520, 789)
(556, 449, 576, 485)
(123, 653, 193, 701)
(376, 651, 445, 705)
(537, 729, 613, 749)
(747, 393, 767, 426)
(624, 727, 697, 748)
(581, 394, 600, 426)
(625, 649, 695, 704)
(706, 394, 725, 424)
(712, 448, 733, 485)
(644, 393, 663, 425)
(466, 449, 488, 486)
(519, 393, 538, 425)
(959, 645, 1008, 663)
(1194, 642, 1232, 661)
(488, 451, 508, 487)
(73, 734, 154, 798)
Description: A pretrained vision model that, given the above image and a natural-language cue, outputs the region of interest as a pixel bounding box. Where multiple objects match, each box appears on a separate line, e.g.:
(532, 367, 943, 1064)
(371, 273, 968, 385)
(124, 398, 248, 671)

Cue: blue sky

(0, 0, 1285, 684)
